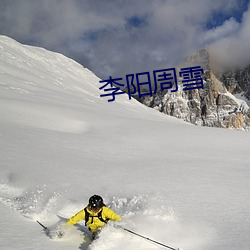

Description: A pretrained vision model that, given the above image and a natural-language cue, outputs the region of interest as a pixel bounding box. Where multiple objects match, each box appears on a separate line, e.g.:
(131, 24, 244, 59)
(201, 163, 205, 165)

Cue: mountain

(135, 49, 250, 130)
(0, 36, 250, 250)
(217, 66, 250, 101)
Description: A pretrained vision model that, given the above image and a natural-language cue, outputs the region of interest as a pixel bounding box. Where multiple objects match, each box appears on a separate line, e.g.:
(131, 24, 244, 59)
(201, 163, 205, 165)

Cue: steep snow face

(0, 36, 250, 250)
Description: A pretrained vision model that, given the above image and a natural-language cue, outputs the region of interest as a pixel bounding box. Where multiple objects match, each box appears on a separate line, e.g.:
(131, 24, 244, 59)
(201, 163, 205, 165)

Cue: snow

(0, 35, 250, 250)
(234, 93, 250, 107)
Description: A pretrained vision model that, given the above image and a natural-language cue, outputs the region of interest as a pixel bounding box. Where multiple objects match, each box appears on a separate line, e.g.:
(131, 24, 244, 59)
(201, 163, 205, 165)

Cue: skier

(66, 194, 122, 239)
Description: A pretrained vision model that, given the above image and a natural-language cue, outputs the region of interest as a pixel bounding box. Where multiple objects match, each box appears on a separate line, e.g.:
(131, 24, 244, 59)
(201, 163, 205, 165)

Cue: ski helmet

(89, 195, 104, 210)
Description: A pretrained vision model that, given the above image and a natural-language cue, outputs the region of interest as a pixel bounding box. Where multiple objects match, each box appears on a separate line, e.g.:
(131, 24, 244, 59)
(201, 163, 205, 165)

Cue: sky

(0, 0, 249, 80)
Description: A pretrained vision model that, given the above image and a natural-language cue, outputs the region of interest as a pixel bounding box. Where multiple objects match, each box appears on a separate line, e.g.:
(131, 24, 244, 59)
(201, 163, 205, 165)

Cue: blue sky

(206, 0, 249, 28)
(0, 0, 249, 78)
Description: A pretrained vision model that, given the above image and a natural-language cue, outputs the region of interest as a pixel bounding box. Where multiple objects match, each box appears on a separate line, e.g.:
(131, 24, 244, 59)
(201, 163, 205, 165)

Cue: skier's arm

(67, 209, 85, 225)
(104, 207, 122, 222)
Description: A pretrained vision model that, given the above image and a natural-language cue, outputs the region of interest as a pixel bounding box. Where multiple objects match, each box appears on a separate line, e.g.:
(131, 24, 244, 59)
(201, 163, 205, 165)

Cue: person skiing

(66, 194, 121, 239)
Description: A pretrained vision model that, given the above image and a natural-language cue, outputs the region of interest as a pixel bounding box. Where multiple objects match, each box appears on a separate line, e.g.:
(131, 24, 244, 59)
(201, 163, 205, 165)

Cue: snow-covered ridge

(0, 36, 250, 250)
(0, 36, 154, 134)
(0, 35, 153, 108)
(0, 35, 100, 92)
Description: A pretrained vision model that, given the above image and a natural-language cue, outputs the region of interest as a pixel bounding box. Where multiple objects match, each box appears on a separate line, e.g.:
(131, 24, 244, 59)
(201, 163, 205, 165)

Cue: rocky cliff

(133, 49, 250, 130)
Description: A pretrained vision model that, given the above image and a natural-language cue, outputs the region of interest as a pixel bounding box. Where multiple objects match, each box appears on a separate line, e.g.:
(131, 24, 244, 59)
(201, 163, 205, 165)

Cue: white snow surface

(0, 36, 250, 250)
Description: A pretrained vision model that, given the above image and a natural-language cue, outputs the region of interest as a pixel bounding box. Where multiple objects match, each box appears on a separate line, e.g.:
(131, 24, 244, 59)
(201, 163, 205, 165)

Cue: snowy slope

(0, 36, 250, 250)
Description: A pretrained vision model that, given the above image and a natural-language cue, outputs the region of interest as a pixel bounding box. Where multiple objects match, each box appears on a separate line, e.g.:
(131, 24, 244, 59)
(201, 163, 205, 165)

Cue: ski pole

(122, 227, 180, 250)
(37, 220, 48, 231)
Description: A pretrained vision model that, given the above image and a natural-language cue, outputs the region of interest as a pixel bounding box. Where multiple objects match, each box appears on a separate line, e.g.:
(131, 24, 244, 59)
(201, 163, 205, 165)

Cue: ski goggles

(89, 205, 101, 212)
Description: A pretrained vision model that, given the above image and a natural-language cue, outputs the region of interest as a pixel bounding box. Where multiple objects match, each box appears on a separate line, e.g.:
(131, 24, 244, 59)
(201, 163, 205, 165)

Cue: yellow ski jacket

(67, 206, 121, 233)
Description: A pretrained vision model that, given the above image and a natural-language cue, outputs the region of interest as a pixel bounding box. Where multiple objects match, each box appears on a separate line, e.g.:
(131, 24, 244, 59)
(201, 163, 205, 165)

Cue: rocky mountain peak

(184, 48, 210, 71)
(134, 49, 250, 130)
